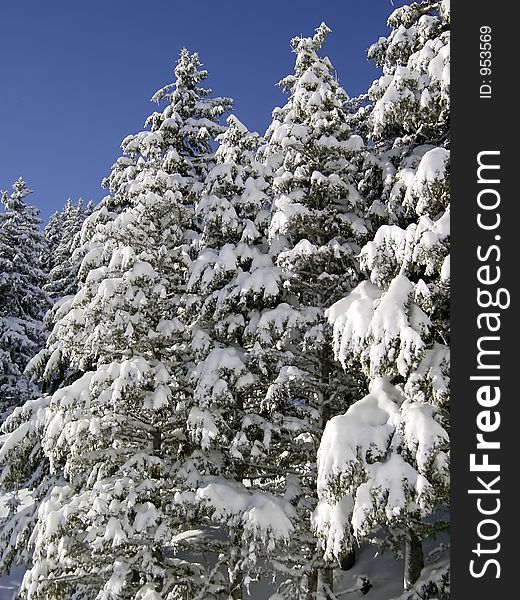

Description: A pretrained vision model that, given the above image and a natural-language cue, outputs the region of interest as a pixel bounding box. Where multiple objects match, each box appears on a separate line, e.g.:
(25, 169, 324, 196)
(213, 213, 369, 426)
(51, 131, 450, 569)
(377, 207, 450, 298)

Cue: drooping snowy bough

(315, 1, 450, 594)
(314, 378, 449, 588)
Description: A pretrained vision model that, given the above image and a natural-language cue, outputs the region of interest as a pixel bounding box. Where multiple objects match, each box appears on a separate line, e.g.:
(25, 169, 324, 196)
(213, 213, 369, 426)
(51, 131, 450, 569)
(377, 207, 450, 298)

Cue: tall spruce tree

(248, 23, 369, 597)
(315, 1, 450, 593)
(0, 50, 232, 599)
(44, 198, 94, 301)
(182, 115, 289, 598)
(0, 178, 50, 419)
(34, 199, 95, 394)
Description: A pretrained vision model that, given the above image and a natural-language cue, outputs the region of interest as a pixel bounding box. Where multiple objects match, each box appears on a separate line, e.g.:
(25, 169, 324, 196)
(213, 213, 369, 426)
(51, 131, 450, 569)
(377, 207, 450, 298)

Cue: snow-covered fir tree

(42, 205, 65, 273)
(44, 198, 94, 300)
(0, 50, 232, 599)
(39, 198, 94, 394)
(0, 178, 50, 420)
(315, 1, 450, 593)
(243, 23, 370, 597)
(181, 114, 290, 598)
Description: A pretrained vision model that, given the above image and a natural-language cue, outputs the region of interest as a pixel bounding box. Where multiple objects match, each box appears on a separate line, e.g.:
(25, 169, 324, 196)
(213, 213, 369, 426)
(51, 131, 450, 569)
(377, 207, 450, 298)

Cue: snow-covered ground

(0, 566, 23, 600)
(0, 544, 448, 599)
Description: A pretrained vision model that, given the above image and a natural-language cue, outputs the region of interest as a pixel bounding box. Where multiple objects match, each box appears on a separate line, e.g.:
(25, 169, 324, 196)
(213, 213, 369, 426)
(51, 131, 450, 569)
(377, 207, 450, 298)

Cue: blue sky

(0, 0, 405, 223)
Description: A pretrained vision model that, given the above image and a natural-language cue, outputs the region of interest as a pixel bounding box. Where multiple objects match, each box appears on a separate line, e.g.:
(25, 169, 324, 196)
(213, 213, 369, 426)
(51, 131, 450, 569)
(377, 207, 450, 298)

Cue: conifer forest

(0, 1, 450, 598)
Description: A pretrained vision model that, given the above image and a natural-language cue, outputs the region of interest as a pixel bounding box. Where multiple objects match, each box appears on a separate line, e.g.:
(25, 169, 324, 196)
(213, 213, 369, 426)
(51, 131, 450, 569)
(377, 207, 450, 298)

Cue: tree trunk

(230, 574, 242, 600)
(229, 544, 243, 600)
(307, 569, 318, 600)
(403, 530, 424, 590)
(153, 429, 162, 451)
(317, 567, 334, 599)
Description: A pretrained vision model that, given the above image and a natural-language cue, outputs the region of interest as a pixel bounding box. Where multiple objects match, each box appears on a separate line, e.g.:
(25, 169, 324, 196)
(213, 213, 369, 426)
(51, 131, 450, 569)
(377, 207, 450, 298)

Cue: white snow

(315, 379, 448, 561)
(195, 478, 297, 547)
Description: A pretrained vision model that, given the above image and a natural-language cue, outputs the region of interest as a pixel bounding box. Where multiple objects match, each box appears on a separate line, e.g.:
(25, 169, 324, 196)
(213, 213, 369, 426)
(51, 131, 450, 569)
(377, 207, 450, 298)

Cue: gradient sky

(0, 0, 406, 223)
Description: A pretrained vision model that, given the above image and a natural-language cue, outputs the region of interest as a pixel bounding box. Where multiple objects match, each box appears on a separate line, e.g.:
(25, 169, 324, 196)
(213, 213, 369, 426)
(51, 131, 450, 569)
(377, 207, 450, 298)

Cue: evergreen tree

(43, 208, 64, 273)
(315, 1, 450, 593)
(245, 23, 369, 597)
(0, 178, 50, 419)
(182, 114, 288, 597)
(0, 50, 231, 599)
(0, 8, 452, 597)
(44, 198, 94, 300)
(26, 199, 95, 395)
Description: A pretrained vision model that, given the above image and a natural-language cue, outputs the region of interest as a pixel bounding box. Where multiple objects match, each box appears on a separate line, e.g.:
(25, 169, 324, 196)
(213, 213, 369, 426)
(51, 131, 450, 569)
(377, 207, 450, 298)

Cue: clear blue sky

(0, 0, 405, 223)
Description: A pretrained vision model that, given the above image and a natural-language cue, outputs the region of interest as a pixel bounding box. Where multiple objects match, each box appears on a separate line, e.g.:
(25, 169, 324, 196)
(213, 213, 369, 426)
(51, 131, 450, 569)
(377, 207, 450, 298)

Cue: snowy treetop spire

(1, 178, 32, 213)
(136, 48, 232, 167)
(101, 47, 232, 200)
(10, 176, 32, 198)
(290, 21, 331, 54)
(279, 22, 337, 96)
(151, 48, 210, 104)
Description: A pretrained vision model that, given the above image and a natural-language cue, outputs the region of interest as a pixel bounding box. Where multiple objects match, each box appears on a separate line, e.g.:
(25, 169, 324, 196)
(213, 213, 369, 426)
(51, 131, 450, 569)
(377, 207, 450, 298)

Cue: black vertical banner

(452, 1, 515, 598)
